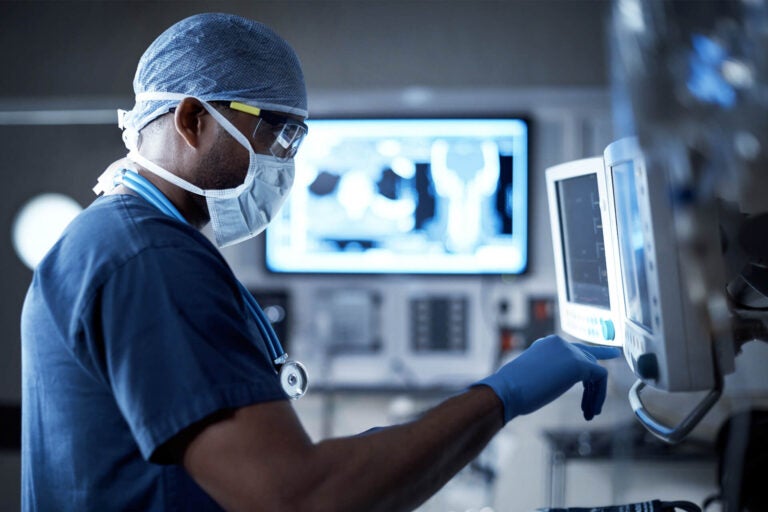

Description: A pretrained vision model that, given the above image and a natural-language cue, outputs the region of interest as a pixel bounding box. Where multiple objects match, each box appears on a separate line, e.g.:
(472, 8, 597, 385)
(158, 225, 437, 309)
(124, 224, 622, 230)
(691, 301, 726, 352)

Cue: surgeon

(20, 13, 621, 512)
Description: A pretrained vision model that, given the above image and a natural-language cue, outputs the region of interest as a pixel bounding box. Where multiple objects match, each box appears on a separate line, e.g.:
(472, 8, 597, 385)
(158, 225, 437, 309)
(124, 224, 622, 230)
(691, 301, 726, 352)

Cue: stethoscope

(115, 169, 308, 399)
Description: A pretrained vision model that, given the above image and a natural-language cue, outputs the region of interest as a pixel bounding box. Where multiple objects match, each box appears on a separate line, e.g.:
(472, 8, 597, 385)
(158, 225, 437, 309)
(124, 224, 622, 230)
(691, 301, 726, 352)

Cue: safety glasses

(228, 101, 308, 160)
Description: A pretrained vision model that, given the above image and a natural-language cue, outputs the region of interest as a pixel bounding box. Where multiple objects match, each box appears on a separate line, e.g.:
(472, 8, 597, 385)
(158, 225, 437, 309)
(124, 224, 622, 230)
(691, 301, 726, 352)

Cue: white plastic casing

(546, 157, 624, 348)
(604, 137, 716, 392)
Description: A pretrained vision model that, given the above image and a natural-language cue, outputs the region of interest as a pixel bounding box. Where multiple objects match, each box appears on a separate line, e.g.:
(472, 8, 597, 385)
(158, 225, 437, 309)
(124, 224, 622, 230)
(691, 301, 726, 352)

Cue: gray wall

(1, 1, 609, 98)
(0, 1, 611, 508)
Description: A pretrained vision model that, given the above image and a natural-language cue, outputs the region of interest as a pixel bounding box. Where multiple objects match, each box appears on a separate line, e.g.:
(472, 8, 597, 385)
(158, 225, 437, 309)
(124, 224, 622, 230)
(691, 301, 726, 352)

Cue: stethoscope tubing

(117, 169, 288, 366)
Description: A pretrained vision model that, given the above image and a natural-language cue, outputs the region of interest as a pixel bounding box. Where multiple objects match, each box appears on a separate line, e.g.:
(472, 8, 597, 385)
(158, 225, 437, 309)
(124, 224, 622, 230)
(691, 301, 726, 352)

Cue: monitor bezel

(546, 156, 624, 348)
(262, 114, 532, 277)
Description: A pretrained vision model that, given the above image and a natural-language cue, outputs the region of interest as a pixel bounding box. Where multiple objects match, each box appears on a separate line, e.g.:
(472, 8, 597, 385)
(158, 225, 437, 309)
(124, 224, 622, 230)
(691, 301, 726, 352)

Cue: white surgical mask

(119, 94, 295, 248)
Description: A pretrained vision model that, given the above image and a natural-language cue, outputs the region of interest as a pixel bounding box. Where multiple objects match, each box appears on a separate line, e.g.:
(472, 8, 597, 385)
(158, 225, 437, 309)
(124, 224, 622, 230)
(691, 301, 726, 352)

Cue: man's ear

(173, 97, 210, 149)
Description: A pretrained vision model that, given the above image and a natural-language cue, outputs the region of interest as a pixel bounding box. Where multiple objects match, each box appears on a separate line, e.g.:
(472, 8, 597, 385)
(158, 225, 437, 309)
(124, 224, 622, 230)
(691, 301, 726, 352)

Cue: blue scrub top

(21, 193, 287, 511)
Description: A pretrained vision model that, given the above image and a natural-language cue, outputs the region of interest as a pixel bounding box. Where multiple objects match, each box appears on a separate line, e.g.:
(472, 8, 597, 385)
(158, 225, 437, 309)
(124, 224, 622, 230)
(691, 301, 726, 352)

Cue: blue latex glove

(473, 335, 622, 423)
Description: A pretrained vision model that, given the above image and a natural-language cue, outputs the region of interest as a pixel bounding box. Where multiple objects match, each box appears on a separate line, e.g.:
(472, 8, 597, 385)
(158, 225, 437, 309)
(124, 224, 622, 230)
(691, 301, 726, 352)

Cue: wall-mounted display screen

(265, 118, 529, 274)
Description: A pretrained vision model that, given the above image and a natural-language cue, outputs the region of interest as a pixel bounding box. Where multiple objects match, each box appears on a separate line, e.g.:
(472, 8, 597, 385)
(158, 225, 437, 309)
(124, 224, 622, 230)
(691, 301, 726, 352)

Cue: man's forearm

(298, 386, 503, 512)
(183, 337, 618, 512)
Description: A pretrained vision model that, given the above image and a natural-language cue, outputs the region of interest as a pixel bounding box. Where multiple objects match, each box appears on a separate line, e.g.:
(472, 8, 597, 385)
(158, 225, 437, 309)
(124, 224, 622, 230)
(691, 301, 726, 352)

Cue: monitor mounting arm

(629, 375, 723, 444)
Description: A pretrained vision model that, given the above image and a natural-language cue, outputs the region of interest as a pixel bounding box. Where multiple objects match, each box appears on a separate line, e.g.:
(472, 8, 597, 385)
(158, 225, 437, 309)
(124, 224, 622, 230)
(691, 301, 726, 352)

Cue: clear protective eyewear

(228, 101, 308, 160)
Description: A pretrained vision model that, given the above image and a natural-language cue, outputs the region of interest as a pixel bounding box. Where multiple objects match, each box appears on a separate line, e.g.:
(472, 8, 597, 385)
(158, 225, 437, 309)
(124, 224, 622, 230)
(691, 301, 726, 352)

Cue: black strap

(537, 499, 702, 512)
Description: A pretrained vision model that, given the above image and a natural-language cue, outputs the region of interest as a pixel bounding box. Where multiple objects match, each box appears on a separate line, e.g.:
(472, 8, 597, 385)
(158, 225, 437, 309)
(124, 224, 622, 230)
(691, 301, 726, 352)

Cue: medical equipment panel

(297, 283, 495, 388)
(410, 295, 469, 353)
(264, 117, 529, 275)
(313, 288, 383, 355)
(604, 137, 715, 392)
(546, 157, 623, 347)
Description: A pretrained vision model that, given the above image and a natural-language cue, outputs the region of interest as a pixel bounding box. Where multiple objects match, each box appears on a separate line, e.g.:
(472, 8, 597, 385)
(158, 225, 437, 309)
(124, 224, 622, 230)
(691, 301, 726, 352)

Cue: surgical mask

(120, 94, 295, 248)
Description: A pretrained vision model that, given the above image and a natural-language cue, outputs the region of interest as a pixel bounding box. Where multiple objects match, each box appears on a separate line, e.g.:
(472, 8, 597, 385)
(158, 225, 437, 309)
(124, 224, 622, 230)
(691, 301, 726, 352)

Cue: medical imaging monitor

(546, 157, 623, 347)
(264, 117, 529, 275)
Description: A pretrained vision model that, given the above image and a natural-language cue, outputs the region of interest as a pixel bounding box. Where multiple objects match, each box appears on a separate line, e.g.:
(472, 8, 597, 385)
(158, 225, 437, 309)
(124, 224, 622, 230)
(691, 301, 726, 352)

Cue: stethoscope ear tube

(117, 169, 308, 399)
(237, 282, 282, 361)
(239, 284, 309, 399)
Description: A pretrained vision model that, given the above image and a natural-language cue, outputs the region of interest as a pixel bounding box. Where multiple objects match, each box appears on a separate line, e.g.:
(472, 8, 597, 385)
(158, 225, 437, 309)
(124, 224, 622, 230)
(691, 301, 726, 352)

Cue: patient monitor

(548, 137, 742, 443)
(546, 157, 622, 348)
(604, 137, 722, 393)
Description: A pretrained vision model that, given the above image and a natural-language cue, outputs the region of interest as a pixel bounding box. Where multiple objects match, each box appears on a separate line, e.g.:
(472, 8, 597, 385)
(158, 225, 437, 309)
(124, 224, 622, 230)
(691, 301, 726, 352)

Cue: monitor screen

(546, 156, 622, 347)
(556, 174, 611, 309)
(611, 160, 653, 332)
(265, 117, 529, 274)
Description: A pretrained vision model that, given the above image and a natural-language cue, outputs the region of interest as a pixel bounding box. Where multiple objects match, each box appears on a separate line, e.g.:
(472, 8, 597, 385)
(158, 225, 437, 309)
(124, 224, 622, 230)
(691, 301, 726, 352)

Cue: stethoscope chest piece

(279, 360, 308, 400)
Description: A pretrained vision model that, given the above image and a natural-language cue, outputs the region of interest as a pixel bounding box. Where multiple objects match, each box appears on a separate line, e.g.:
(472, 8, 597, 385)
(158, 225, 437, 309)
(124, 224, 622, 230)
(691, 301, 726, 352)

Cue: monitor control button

(600, 319, 615, 341)
(636, 353, 659, 381)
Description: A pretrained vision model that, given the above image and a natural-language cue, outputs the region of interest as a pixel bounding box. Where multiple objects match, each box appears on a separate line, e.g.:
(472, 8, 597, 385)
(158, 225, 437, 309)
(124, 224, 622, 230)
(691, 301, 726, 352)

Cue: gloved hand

(473, 335, 621, 423)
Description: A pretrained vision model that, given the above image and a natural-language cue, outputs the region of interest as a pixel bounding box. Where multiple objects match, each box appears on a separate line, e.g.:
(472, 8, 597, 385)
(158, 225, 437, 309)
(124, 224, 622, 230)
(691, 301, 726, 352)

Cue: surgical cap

(120, 13, 307, 134)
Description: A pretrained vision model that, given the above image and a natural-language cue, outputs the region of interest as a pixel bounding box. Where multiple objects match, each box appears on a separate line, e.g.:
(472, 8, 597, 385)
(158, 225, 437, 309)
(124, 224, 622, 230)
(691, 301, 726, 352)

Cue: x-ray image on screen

(265, 118, 529, 274)
(556, 174, 611, 309)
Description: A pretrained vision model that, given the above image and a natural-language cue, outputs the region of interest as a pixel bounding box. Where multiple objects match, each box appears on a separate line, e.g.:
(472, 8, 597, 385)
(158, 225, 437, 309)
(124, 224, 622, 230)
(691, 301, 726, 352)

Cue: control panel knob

(636, 353, 659, 381)
(600, 319, 615, 341)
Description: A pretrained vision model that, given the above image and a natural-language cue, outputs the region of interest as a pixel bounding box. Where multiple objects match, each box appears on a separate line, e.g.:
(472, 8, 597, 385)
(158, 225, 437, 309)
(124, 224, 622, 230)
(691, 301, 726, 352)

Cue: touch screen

(612, 161, 653, 331)
(556, 174, 611, 309)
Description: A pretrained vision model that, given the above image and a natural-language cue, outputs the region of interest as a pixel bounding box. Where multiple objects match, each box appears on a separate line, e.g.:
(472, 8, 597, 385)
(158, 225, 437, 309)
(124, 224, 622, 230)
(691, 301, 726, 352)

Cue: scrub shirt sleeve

(92, 244, 287, 462)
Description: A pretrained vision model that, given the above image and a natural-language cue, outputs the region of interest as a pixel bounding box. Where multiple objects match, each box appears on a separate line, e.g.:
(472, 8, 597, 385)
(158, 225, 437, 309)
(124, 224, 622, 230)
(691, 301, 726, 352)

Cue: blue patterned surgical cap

(120, 13, 307, 134)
